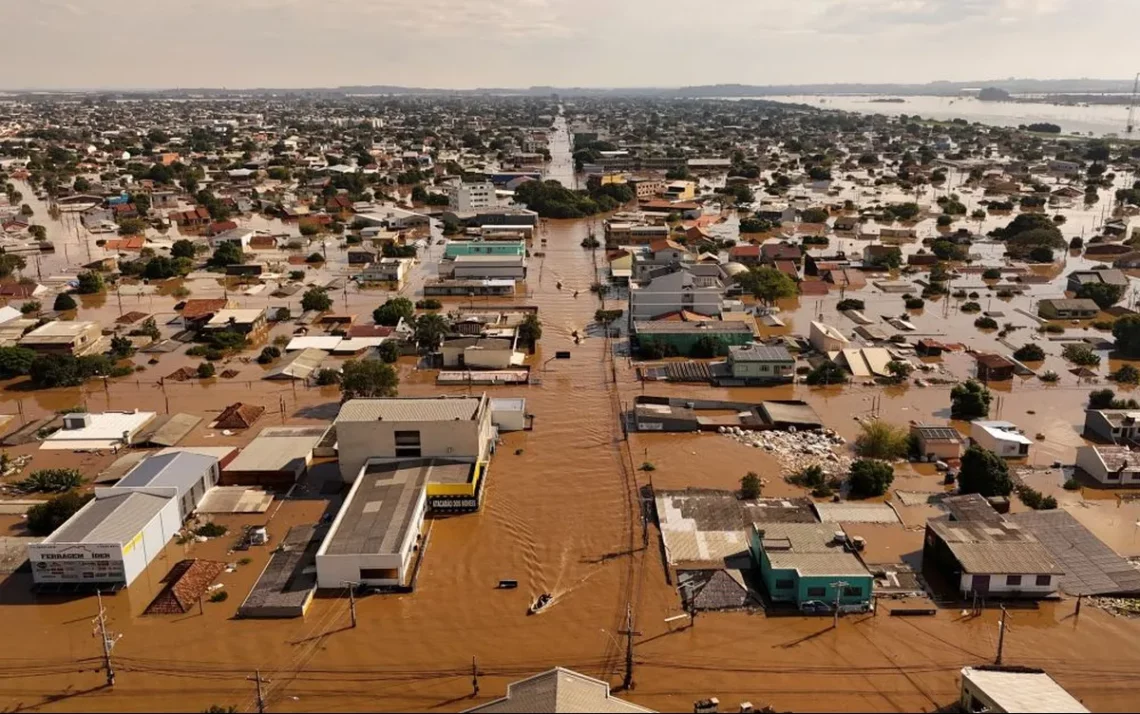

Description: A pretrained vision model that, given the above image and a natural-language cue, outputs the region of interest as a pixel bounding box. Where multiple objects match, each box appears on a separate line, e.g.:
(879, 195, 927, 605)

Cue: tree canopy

(848, 459, 894, 498)
(951, 380, 991, 419)
(339, 359, 399, 401)
(373, 297, 414, 326)
(736, 266, 797, 306)
(1114, 314, 1140, 357)
(1077, 281, 1124, 309)
(301, 288, 333, 312)
(958, 445, 1013, 498)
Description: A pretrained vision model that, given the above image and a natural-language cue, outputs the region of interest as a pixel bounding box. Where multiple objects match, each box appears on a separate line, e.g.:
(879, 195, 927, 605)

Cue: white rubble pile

(718, 426, 851, 475)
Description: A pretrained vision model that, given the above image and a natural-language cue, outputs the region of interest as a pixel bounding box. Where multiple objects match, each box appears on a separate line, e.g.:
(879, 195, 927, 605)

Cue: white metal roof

(337, 396, 485, 423)
(961, 667, 1088, 713)
(42, 411, 156, 450)
(44, 491, 170, 545)
(206, 309, 265, 327)
(285, 335, 342, 351)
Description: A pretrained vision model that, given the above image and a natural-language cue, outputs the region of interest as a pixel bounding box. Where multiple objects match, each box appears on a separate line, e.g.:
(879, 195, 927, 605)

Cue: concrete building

(1065, 268, 1129, 294)
(923, 495, 1061, 599)
(910, 423, 965, 461)
(1037, 298, 1099, 320)
(28, 490, 182, 588)
(629, 268, 722, 322)
(222, 426, 327, 487)
(334, 395, 496, 505)
(727, 343, 795, 383)
(447, 181, 496, 213)
(971, 421, 1032, 458)
(1083, 408, 1140, 443)
(465, 667, 653, 713)
(18, 320, 102, 356)
(1075, 444, 1140, 486)
(662, 180, 696, 201)
(441, 254, 527, 280)
(357, 257, 413, 289)
(42, 410, 157, 450)
(809, 321, 849, 353)
(959, 667, 1088, 714)
(202, 308, 268, 339)
(748, 522, 873, 611)
(209, 227, 256, 250)
(440, 336, 519, 370)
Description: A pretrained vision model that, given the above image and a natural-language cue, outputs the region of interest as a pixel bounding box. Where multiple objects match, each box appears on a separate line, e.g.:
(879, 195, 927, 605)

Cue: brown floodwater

(3, 135, 1140, 713)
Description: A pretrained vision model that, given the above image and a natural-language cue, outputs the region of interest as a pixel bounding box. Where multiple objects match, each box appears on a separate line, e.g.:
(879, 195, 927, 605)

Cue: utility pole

(471, 656, 479, 697)
(618, 604, 641, 691)
(995, 605, 1008, 665)
(94, 590, 117, 686)
(344, 581, 358, 628)
(832, 581, 848, 629)
(250, 670, 267, 713)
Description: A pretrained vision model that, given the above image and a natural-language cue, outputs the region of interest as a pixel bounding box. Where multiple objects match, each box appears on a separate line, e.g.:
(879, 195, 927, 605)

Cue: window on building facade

(806, 587, 826, 597)
(1036, 574, 1051, 586)
(843, 586, 862, 597)
(1007, 575, 1022, 586)
(774, 579, 794, 590)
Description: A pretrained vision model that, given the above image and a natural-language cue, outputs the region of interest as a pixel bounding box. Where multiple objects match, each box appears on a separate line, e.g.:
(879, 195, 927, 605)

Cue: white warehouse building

(27, 452, 220, 589)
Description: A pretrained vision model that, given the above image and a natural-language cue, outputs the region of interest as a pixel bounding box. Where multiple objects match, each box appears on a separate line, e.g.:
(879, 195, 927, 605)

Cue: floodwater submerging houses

(632, 396, 822, 433)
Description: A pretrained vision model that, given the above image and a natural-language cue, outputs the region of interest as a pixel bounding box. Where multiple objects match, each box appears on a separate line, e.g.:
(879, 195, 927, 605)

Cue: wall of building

(917, 439, 963, 461)
(316, 489, 426, 588)
(971, 429, 1027, 458)
(960, 572, 1056, 596)
(452, 262, 527, 280)
(337, 411, 492, 482)
(731, 360, 795, 380)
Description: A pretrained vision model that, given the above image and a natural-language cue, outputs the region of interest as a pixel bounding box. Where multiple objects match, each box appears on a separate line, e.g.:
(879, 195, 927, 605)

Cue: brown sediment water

(3, 130, 1140, 713)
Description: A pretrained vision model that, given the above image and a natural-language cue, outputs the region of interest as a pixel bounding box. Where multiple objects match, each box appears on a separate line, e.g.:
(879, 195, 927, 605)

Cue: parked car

(800, 600, 831, 614)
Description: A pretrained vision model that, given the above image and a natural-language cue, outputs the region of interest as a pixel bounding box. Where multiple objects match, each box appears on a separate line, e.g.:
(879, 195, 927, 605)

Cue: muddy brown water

(3, 139, 1140, 712)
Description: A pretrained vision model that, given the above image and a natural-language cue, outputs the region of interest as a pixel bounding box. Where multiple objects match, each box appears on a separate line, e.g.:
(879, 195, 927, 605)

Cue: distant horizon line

(0, 77, 1137, 94)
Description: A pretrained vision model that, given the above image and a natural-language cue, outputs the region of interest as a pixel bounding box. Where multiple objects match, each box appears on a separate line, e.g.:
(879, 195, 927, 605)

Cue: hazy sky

(1, 0, 1129, 89)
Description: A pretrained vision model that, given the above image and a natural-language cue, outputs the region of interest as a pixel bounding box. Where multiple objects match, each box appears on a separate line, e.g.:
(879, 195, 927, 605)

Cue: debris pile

(1090, 597, 1140, 618)
(718, 426, 850, 474)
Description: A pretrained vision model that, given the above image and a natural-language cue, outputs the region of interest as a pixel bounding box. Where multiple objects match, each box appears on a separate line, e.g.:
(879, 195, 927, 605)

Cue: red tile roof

(729, 245, 761, 258)
(181, 299, 230, 320)
(798, 280, 830, 296)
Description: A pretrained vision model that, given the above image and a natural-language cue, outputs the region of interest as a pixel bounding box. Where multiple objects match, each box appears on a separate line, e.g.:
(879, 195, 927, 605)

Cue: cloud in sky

(1, 0, 1128, 89)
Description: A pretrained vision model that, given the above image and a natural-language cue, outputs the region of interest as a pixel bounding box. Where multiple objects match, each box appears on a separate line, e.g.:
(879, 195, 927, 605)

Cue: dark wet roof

(1009, 510, 1140, 596)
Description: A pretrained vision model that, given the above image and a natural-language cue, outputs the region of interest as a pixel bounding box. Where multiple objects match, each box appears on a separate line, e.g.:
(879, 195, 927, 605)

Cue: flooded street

(3, 113, 1140, 714)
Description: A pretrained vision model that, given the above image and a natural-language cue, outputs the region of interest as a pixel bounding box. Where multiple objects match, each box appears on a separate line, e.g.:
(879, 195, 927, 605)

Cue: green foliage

(518, 313, 542, 348)
(848, 459, 894, 499)
(512, 179, 632, 218)
(413, 313, 449, 351)
(1029, 246, 1054, 263)
(736, 266, 797, 306)
(0, 253, 26, 279)
(1114, 314, 1140, 357)
(739, 217, 771, 233)
(0, 346, 36, 378)
(207, 330, 247, 352)
(197, 362, 216, 378)
(1062, 343, 1100, 366)
(194, 522, 227, 537)
(26, 492, 94, 536)
(171, 239, 197, 259)
(837, 298, 864, 311)
(690, 335, 726, 358)
(740, 472, 762, 499)
(974, 316, 998, 329)
(883, 202, 920, 221)
(257, 346, 281, 364)
(932, 240, 968, 261)
(804, 360, 848, 385)
(958, 445, 1013, 497)
(339, 359, 399, 400)
(19, 300, 40, 315)
(1063, 477, 1081, 490)
(373, 297, 414, 326)
(1012, 343, 1045, 362)
(117, 217, 147, 236)
(854, 420, 910, 459)
(800, 207, 829, 223)
(867, 246, 903, 269)
(789, 465, 826, 490)
(415, 298, 442, 310)
(936, 214, 953, 227)
(1077, 282, 1124, 309)
(300, 287, 332, 312)
(28, 354, 113, 388)
(315, 368, 341, 386)
(17, 468, 83, 493)
(377, 340, 400, 364)
(960, 302, 982, 313)
(905, 297, 925, 309)
(951, 380, 991, 419)
(982, 268, 1002, 279)
(1016, 484, 1057, 511)
(1112, 364, 1140, 384)
(109, 335, 135, 358)
(1040, 370, 1059, 383)
(305, 252, 324, 263)
(52, 292, 77, 311)
(209, 591, 229, 603)
(144, 255, 191, 280)
(75, 271, 104, 294)
(207, 241, 244, 268)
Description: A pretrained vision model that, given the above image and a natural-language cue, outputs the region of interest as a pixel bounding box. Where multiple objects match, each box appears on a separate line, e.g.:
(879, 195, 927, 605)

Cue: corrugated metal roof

(264, 348, 327, 380)
(336, 397, 483, 423)
(225, 427, 326, 474)
(467, 667, 653, 713)
(753, 522, 870, 578)
(813, 502, 900, 525)
(117, 452, 217, 499)
(48, 491, 169, 545)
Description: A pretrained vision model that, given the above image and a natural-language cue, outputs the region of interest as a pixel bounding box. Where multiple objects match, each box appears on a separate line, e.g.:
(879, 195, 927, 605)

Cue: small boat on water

(528, 593, 553, 615)
(497, 579, 518, 589)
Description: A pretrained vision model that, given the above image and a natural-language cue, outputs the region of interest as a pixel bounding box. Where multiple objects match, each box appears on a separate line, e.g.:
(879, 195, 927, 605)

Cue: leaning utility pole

(471, 656, 479, 696)
(94, 590, 117, 686)
(618, 604, 641, 691)
(995, 605, 1008, 665)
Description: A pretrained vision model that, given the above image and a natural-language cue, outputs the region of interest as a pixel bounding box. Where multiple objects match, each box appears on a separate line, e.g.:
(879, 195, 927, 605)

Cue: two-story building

(727, 343, 795, 383)
(18, 320, 102, 356)
(1083, 408, 1140, 443)
(749, 522, 874, 611)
